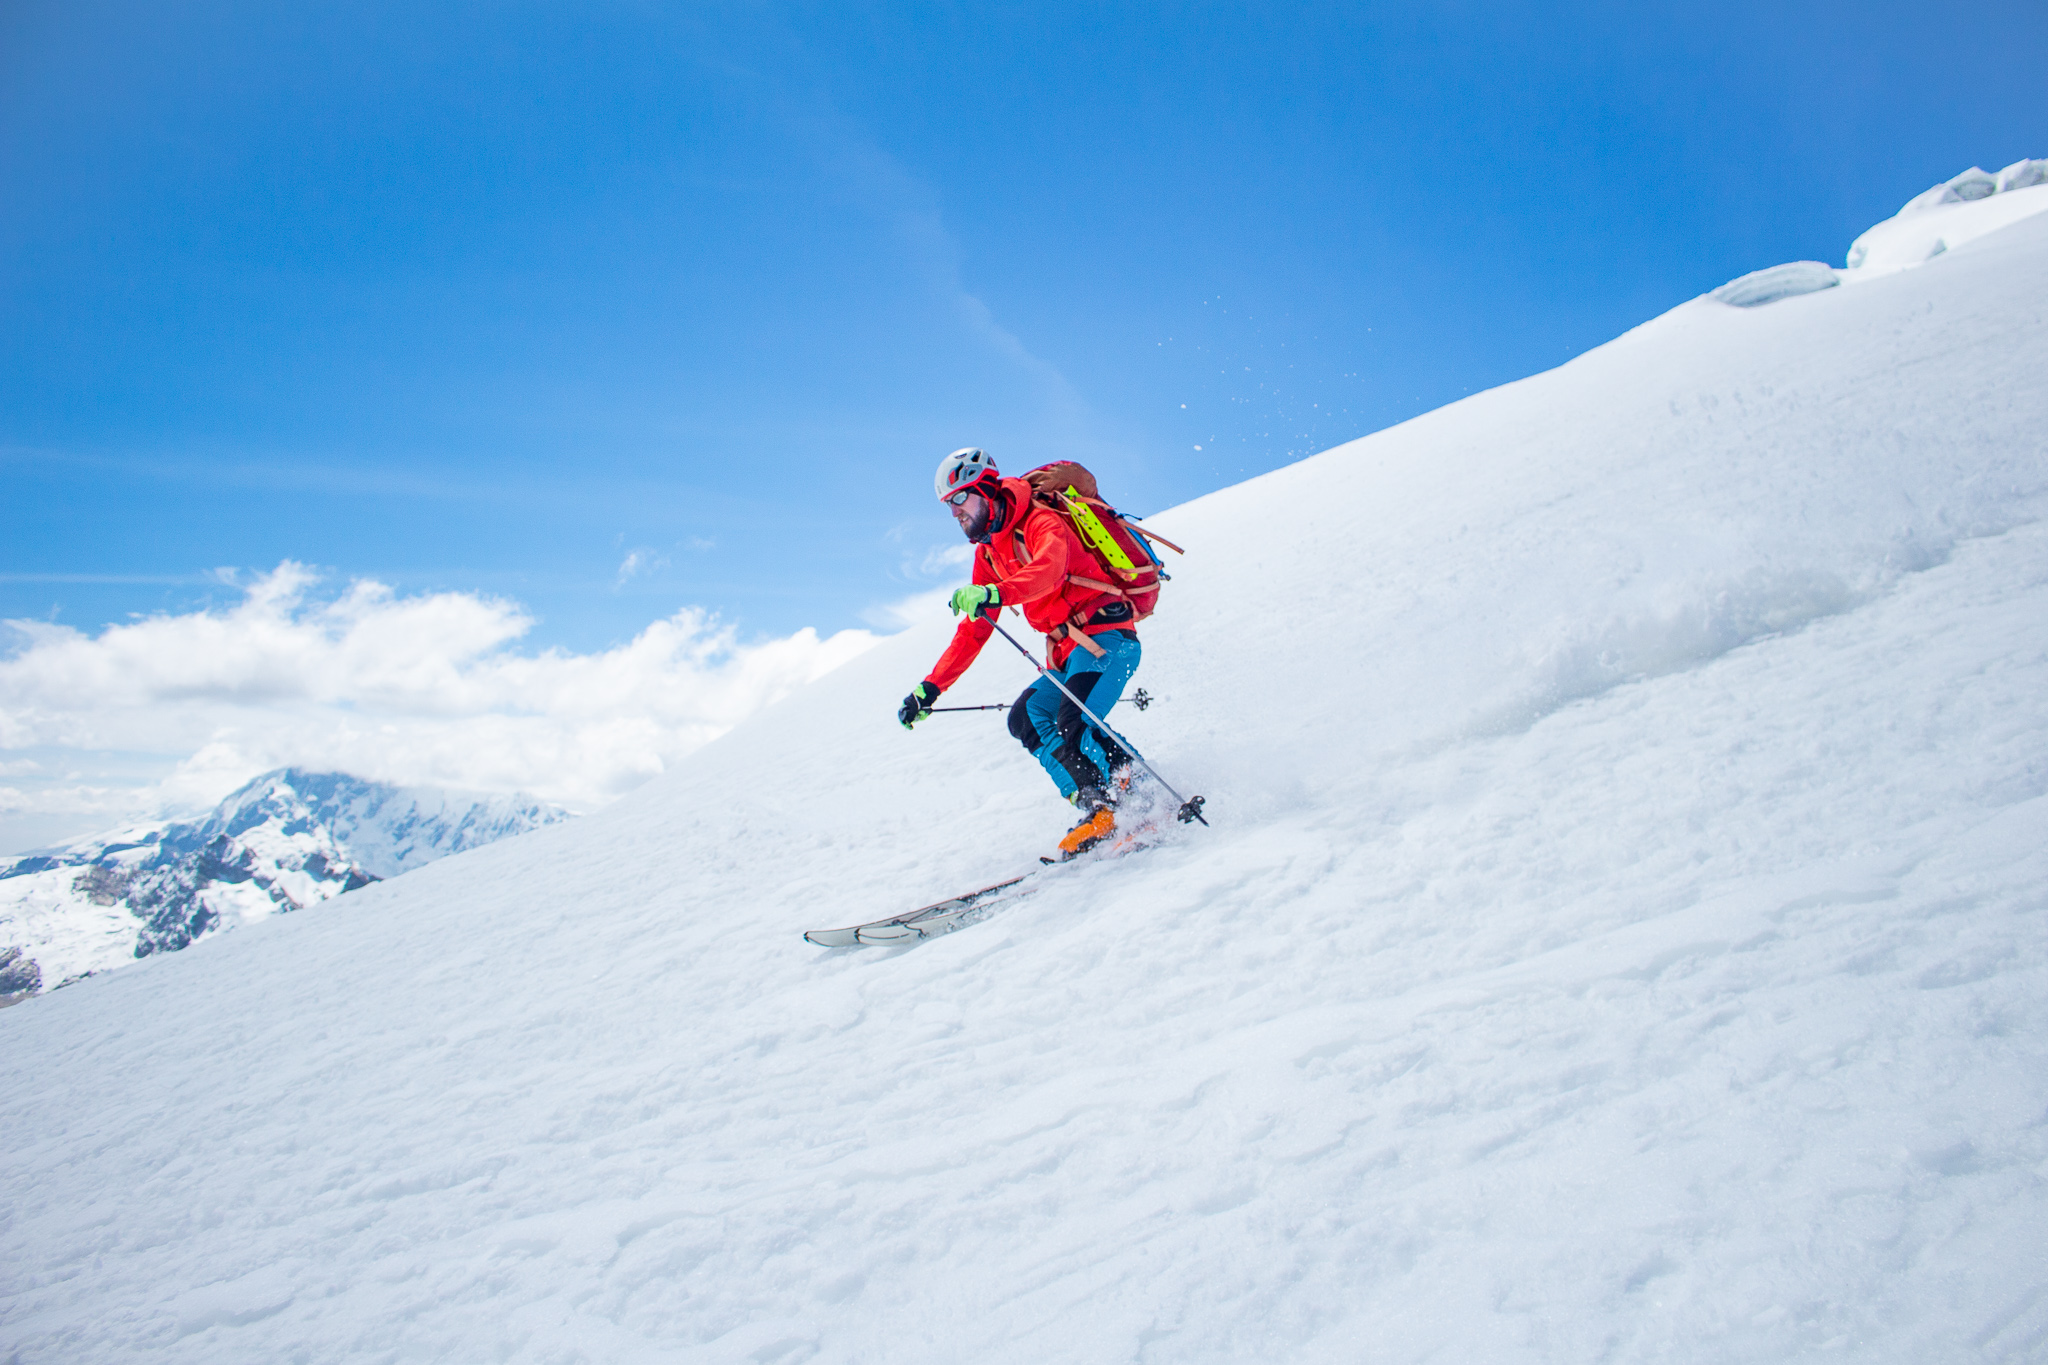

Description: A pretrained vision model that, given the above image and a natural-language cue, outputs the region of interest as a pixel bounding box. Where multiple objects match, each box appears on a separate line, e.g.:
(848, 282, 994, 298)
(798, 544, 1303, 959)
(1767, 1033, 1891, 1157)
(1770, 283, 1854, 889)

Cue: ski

(803, 809, 1179, 948)
(803, 874, 1035, 947)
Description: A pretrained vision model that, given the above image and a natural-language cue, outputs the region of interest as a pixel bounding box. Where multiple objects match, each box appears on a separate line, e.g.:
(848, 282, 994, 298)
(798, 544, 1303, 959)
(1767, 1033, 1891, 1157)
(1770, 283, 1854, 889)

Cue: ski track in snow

(3, 215, 2047, 1364)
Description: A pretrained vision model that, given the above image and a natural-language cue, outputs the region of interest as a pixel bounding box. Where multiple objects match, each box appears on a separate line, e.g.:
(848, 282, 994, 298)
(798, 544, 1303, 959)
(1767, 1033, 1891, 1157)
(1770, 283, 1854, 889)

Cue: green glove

(950, 584, 1000, 618)
(898, 681, 940, 729)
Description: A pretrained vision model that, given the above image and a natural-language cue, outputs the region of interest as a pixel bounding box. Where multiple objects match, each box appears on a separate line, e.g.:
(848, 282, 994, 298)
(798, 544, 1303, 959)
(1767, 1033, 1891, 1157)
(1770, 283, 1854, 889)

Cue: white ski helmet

(934, 446, 999, 502)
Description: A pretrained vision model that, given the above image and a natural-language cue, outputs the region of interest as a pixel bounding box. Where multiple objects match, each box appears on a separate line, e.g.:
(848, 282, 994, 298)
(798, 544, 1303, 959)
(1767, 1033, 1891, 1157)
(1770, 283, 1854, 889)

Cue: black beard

(963, 487, 1006, 543)
(961, 499, 991, 542)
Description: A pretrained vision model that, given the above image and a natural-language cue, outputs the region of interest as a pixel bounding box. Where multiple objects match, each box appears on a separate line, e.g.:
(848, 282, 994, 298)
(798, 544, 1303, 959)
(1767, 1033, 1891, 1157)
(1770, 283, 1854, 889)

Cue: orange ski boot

(1058, 804, 1118, 859)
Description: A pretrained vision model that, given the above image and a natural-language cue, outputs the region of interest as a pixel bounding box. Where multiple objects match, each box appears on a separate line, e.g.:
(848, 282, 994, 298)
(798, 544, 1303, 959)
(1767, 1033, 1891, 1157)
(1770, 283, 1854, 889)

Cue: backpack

(1018, 461, 1184, 635)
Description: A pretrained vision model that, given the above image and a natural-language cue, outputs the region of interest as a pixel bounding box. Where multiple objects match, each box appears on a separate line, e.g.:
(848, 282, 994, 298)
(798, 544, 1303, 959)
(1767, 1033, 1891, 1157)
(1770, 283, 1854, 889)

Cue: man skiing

(898, 447, 1143, 858)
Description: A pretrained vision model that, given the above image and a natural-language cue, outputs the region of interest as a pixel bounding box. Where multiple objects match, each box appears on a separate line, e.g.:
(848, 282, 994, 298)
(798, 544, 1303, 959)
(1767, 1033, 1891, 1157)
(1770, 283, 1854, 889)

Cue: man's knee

(1008, 689, 1043, 753)
(1055, 674, 1102, 742)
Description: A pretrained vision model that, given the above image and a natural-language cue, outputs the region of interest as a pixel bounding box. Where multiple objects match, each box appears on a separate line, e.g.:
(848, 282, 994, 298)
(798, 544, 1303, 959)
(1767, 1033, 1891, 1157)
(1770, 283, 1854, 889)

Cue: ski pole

(983, 614, 1208, 826)
(927, 704, 1010, 713)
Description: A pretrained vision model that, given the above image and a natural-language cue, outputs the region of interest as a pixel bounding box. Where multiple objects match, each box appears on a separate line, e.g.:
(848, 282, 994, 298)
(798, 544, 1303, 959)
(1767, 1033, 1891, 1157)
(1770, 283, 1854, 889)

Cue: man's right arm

(904, 550, 996, 720)
(925, 611, 995, 694)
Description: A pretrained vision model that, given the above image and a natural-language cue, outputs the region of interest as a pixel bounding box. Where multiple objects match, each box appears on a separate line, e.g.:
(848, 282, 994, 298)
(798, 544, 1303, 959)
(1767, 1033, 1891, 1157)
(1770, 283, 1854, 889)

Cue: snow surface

(2, 210, 2047, 1363)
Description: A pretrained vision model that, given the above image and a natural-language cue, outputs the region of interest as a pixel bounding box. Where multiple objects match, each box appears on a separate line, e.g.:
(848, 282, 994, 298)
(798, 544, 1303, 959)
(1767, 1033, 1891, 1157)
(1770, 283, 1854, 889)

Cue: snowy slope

(1847, 158, 2048, 273)
(2, 206, 2046, 1363)
(1706, 160, 2048, 309)
(0, 769, 571, 996)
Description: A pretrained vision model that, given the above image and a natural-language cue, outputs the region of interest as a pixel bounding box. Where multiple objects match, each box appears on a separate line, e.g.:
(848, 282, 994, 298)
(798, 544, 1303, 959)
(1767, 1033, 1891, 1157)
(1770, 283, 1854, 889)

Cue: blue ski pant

(1005, 630, 1143, 802)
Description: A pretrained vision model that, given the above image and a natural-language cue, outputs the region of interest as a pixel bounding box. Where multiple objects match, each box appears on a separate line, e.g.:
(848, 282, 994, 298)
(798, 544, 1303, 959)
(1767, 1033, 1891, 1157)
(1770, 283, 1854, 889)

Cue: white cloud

(0, 782, 157, 824)
(615, 547, 670, 588)
(855, 540, 974, 630)
(918, 542, 974, 577)
(861, 584, 955, 632)
(0, 562, 881, 827)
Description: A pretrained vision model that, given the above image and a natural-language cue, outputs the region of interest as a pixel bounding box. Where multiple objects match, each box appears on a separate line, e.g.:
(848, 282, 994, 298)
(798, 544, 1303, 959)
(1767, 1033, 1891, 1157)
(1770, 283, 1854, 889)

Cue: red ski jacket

(924, 477, 1134, 692)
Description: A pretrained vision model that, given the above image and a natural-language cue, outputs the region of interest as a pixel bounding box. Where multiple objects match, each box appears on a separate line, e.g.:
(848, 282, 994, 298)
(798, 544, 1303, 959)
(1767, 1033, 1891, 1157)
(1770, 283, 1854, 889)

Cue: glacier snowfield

(3, 207, 2047, 1362)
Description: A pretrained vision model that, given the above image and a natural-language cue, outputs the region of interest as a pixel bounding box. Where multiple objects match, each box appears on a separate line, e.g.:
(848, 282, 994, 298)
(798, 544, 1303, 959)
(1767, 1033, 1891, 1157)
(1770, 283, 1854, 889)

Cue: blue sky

(5, 0, 2040, 652)
(2, 0, 2046, 850)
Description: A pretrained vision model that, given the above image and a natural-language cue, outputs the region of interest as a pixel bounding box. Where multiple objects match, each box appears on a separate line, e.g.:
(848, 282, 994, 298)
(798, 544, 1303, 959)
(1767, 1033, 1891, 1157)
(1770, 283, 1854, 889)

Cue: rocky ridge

(0, 770, 571, 1001)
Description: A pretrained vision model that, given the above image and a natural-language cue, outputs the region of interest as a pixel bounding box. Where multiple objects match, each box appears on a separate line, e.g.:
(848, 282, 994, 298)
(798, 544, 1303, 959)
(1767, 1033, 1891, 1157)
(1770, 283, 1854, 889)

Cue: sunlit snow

(1, 186, 2045, 1363)
(1844, 159, 2048, 274)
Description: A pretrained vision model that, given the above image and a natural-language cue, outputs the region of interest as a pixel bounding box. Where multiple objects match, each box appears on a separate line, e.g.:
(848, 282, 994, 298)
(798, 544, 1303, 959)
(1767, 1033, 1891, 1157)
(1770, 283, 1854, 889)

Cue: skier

(898, 447, 1143, 857)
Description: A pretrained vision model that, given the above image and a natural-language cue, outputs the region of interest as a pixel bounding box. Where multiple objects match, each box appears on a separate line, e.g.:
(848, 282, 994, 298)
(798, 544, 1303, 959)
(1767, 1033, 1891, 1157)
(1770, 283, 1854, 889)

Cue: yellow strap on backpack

(1062, 486, 1139, 573)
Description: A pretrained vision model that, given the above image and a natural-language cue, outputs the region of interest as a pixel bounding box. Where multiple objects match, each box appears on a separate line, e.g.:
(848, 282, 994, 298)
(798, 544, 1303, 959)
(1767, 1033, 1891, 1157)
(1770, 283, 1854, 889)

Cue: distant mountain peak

(0, 770, 573, 1000)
